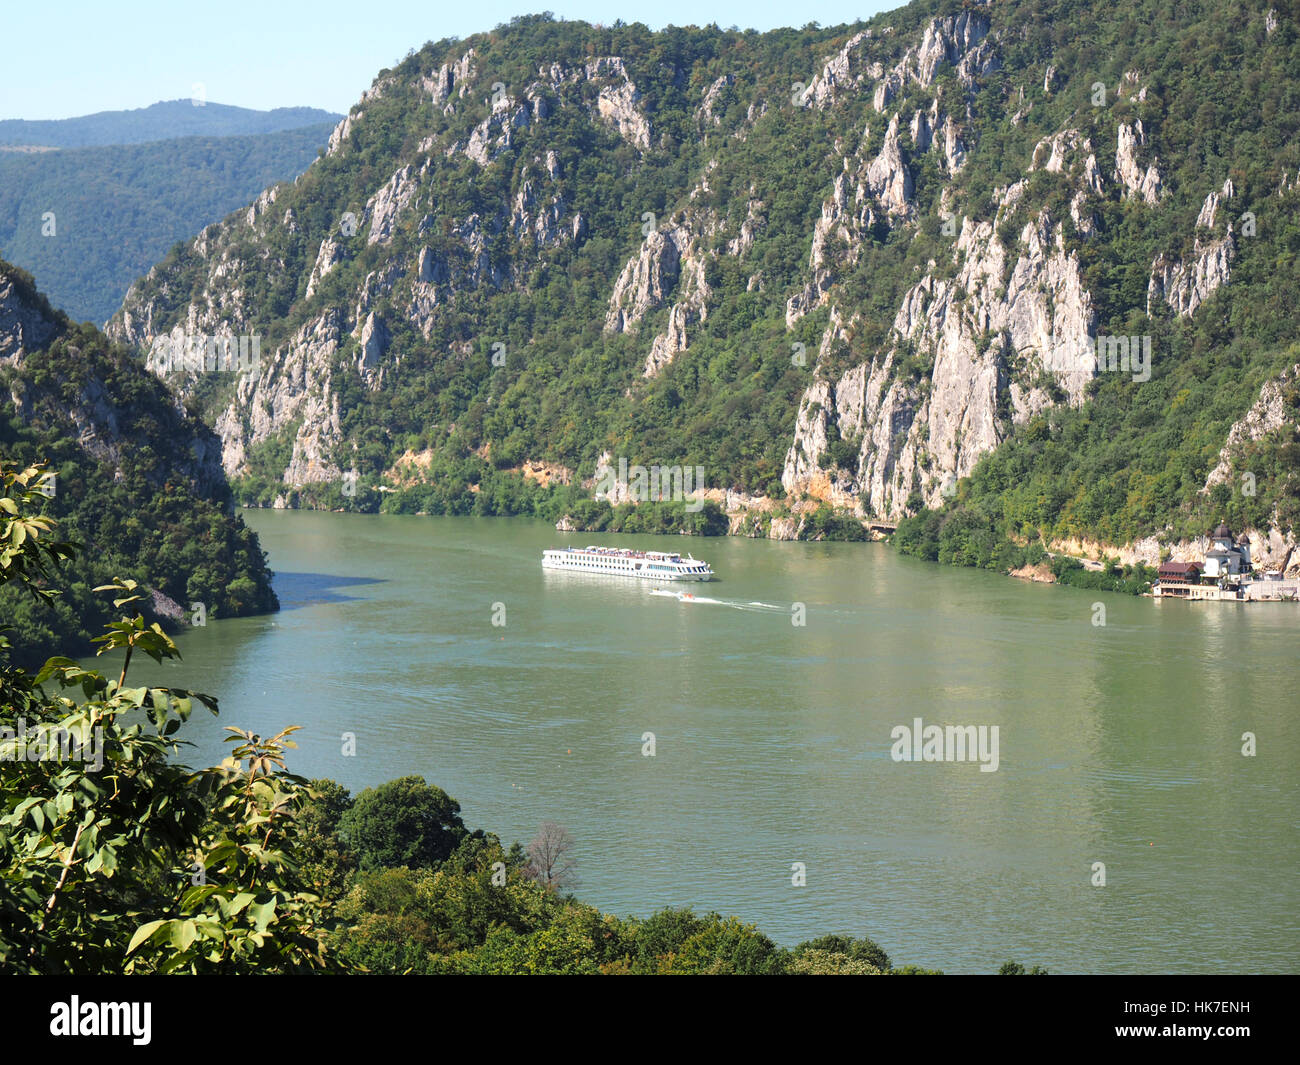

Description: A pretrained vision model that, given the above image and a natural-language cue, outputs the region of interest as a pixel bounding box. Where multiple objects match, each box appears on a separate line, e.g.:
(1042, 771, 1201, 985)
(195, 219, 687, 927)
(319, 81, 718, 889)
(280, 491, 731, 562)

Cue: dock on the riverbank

(1153, 578, 1300, 601)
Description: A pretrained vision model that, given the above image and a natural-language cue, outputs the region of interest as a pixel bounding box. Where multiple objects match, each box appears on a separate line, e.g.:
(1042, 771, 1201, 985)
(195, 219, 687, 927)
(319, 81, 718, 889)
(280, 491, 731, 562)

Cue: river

(106, 510, 1300, 973)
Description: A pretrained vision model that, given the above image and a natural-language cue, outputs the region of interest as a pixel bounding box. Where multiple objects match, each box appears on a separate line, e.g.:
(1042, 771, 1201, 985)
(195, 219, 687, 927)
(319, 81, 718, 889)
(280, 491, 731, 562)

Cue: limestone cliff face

(103, 6, 1281, 555)
(1146, 176, 1237, 318)
(215, 309, 345, 484)
(796, 10, 999, 114)
(1114, 120, 1164, 204)
(1147, 232, 1235, 318)
(783, 189, 1096, 519)
(0, 271, 59, 364)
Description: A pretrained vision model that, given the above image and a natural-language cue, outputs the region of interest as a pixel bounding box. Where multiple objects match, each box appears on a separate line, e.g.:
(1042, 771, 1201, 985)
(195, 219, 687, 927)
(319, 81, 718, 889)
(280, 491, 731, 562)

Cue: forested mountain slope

(0, 124, 337, 324)
(0, 260, 277, 663)
(106, 2, 1300, 568)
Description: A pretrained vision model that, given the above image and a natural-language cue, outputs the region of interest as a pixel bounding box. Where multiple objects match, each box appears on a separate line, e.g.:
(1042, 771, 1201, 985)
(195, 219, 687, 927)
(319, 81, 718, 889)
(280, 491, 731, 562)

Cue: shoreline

(240, 500, 1300, 603)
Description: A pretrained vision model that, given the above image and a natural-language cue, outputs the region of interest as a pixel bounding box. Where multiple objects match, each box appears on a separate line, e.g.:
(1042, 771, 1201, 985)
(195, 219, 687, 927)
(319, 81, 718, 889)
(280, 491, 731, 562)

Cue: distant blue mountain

(0, 123, 336, 323)
(0, 99, 342, 147)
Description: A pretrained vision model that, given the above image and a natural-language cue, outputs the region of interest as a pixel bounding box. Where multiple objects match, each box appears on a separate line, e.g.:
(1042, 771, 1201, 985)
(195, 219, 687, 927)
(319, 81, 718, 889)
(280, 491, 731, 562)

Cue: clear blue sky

(4, 1, 901, 120)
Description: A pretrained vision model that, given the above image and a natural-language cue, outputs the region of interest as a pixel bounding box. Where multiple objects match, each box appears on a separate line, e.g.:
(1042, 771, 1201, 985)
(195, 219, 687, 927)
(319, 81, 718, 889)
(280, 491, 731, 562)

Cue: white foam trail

(648, 589, 788, 612)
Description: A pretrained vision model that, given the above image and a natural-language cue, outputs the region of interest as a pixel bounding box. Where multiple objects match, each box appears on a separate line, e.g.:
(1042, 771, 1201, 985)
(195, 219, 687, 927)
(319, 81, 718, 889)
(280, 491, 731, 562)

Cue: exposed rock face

(587, 58, 652, 149)
(1114, 120, 1163, 204)
(306, 237, 343, 299)
(0, 272, 59, 363)
(355, 311, 389, 387)
(1031, 129, 1083, 174)
(866, 115, 915, 216)
(698, 74, 734, 127)
(463, 96, 533, 167)
(510, 160, 571, 247)
(538, 57, 651, 149)
(870, 11, 997, 111)
(1147, 231, 1235, 317)
(783, 185, 1097, 519)
(217, 309, 345, 483)
(1204, 363, 1300, 489)
(604, 227, 685, 333)
(367, 165, 420, 244)
(785, 170, 876, 328)
(327, 112, 361, 155)
(246, 186, 279, 226)
(1195, 177, 1234, 230)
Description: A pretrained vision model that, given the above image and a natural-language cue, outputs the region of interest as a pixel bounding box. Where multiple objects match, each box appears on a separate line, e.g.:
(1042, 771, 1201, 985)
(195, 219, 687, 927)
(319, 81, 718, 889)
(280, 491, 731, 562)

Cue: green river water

(108, 510, 1299, 973)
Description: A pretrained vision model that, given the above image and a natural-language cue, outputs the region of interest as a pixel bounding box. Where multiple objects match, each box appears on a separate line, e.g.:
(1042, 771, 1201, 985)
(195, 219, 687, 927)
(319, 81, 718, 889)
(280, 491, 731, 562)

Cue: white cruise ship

(542, 545, 713, 581)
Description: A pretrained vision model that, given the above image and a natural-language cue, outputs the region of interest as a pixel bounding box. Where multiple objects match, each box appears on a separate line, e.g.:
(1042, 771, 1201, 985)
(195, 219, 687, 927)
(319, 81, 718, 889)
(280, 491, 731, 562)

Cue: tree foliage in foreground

(0, 462, 336, 973)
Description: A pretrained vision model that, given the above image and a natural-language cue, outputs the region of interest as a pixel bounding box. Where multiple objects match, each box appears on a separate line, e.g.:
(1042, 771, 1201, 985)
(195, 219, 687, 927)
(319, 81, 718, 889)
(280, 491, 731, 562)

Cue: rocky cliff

(0, 259, 278, 659)
(104, 3, 1299, 554)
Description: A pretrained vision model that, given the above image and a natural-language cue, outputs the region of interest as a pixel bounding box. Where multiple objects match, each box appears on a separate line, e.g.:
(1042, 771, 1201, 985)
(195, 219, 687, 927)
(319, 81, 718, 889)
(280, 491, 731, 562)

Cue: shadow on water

(272, 571, 385, 610)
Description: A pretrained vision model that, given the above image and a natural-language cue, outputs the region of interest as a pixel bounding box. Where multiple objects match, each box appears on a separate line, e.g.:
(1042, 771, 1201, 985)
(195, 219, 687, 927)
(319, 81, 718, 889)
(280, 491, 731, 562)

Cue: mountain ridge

(0, 99, 342, 148)
(0, 258, 278, 662)
(0, 124, 336, 323)
(104, 2, 1300, 570)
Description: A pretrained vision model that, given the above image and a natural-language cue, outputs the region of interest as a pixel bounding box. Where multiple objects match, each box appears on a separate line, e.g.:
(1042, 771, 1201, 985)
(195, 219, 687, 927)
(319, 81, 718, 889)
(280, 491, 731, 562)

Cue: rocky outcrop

(305, 237, 344, 300)
(866, 115, 915, 216)
(797, 11, 996, 114)
(785, 172, 872, 327)
(604, 227, 685, 333)
(872, 11, 997, 111)
(538, 57, 651, 149)
(326, 111, 362, 156)
(0, 270, 59, 364)
(355, 311, 389, 387)
(217, 309, 345, 483)
(784, 184, 1097, 519)
(367, 164, 420, 244)
(1196, 178, 1234, 230)
(510, 159, 571, 248)
(1031, 129, 1084, 174)
(1114, 120, 1163, 204)
(698, 74, 734, 127)
(1147, 230, 1235, 317)
(601, 215, 714, 376)
(805, 30, 879, 108)
(1204, 363, 1300, 489)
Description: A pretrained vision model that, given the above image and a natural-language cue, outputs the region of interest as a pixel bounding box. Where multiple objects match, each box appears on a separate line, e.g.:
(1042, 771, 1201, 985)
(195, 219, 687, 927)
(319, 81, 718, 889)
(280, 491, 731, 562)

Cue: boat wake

(648, 588, 787, 613)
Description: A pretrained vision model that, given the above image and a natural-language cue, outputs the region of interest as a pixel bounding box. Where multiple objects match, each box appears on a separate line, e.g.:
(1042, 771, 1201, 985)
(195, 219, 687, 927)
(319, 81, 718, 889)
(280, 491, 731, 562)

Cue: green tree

(338, 776, 468, 872)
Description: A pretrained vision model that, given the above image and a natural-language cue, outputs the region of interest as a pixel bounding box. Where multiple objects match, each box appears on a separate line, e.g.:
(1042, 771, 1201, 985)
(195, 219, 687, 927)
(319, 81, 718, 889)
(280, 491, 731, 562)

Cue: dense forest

(0, 262, 278, 664)
(0, 474, 1045, 974)
(0, 124, 336, 323)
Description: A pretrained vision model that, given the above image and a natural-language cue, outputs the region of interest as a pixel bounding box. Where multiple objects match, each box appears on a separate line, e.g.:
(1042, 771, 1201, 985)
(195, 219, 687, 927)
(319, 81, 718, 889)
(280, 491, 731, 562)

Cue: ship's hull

(542, 553, 712, 581)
